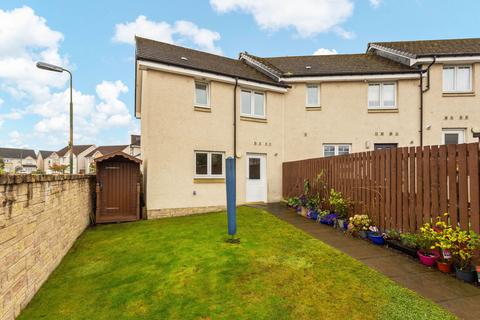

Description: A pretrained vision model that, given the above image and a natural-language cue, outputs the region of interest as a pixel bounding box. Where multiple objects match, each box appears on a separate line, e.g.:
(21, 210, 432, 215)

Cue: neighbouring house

(135, 36, 480, 218)
(0, 147, 37, 173)
(84, 145, 130, 174)
(56, 145, 96, 174)
(130, 134, 141, 158)
(37, 150, 60, 173)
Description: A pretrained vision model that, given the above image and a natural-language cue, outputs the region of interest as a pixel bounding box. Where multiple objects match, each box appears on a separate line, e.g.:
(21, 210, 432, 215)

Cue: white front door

(246, 154, 267, 203)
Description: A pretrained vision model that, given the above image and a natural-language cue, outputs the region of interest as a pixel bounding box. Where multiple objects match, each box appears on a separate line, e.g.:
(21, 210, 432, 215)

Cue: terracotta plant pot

(417, 250, 440, 267)
(437, 260, 452, 273)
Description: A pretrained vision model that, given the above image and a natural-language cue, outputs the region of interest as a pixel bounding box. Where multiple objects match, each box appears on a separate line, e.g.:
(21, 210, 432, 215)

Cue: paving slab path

(253, 203, 480, 320)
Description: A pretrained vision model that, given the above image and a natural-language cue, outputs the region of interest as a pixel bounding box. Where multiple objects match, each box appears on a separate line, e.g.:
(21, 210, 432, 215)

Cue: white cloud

(313, 48, 338, 55)
(210, 0, 354, 38)
(369, 0, 382, 8)
(113, 16, 222, 54)
(0, 6, 69, 102)
(0, 7, 137, 149)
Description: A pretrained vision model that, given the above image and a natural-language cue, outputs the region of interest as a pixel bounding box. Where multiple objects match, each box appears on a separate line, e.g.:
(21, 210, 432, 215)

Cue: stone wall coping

(0, 174, 95, 185)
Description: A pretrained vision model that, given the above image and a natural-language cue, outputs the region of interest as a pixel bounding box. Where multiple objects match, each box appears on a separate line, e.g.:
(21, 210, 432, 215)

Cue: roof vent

(180, 56, 188, 61)
(305, 65, 312, 69)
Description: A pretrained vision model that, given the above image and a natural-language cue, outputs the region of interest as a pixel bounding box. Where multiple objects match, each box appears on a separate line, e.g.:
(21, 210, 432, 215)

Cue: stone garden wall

(0, 174, 94, 320)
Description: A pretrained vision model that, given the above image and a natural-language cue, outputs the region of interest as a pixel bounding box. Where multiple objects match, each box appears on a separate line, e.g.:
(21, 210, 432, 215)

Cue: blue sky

(0, 0, 479, 151)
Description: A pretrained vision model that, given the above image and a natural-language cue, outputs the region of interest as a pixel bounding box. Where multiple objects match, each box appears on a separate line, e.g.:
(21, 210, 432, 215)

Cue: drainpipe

(233, 77, 238, 162)
(419, 56, 436, 146)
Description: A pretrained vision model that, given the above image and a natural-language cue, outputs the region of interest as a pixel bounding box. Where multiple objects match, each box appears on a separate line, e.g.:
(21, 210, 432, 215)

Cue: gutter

(419, 56, 436, 146)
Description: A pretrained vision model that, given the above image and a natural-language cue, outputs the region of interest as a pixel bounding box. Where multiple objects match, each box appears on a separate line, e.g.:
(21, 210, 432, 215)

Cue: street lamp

(36, 62, 74, 174)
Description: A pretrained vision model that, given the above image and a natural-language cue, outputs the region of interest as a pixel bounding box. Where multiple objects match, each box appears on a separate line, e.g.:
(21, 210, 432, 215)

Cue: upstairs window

(195, 82, 209, 107)
(306, 84, 320, 107)
(368, 83, 396, 109)
(241, 89, 265, 118)
(443, 65, 472, 92)
(195, 151, 224, 178)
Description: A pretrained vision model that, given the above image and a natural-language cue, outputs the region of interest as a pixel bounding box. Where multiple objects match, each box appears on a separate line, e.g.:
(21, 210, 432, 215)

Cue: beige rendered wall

(0, 175, 94, 320)
(283, 79, 421, 161)
(422, 63, 480, 145)
(140, 70, 284, 217)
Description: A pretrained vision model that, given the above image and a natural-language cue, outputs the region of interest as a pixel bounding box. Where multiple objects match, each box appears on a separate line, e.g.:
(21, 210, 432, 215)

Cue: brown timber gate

(95, 151, 142, 223)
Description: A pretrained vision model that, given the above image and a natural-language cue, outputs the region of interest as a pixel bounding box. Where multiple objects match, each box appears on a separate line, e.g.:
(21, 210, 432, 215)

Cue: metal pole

(225, 157, 239, 243)
(66, 70, 73, 174)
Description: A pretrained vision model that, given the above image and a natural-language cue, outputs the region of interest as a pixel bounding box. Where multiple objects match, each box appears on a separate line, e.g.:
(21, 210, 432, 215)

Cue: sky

(0, 0, 479, 151)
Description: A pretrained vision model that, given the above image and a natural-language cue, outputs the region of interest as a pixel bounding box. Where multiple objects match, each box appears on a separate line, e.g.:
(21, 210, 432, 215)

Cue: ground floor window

(374, 143, 398, 150)
(323, 144, 351, 157)
(195, 151, 224, 177)
(442, 129, 465, 145)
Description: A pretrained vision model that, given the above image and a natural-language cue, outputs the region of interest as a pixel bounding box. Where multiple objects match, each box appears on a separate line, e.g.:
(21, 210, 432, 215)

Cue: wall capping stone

(0, 174, 94, 185)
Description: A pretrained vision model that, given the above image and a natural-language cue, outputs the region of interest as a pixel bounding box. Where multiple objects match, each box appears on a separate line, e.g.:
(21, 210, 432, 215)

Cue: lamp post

(36, 62, 74, 174)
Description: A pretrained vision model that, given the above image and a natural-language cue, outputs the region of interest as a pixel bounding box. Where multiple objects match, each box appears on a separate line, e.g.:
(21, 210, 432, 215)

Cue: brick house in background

(56, 145, 96, 174)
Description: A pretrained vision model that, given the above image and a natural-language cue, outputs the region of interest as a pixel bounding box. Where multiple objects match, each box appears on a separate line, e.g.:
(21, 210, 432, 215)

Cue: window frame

(194, 151, 225, 178)
(441, 129, 465, 145)
(442, 65, 473, 93)
(305, 84, 320, 108)
(194, 81, 210, 108)
(240, 89, 266, 118)
(323, 144, 351, 157)
(368, 82, 397, 109)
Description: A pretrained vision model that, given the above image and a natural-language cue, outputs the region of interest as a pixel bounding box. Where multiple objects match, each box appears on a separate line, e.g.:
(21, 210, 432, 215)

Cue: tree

(0, 158, 4, 174)
(89, 162, 96, 174)
(50, 163, 69, 174)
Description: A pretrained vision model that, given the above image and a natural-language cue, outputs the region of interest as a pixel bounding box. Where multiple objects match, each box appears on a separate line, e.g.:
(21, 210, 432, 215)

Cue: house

(37, 150, 59, 173)
(135, 36, 480, 218)
(130, 134, 141, 158)
(84, 145, 130, 174)
(0, 148, 37, 173)
(56, 145, 96, 174)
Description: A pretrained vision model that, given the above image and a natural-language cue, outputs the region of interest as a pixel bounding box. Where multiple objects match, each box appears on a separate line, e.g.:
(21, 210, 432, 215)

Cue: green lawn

(19, 207, 454, 320)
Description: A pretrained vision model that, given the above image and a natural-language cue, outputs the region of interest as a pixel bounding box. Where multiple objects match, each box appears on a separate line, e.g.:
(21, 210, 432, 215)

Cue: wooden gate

(95, 151, 142, 223)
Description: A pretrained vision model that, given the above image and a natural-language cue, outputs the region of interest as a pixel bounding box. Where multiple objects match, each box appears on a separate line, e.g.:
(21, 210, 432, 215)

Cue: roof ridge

(135, 36, 238, 62)
(370, 37, 480, 45)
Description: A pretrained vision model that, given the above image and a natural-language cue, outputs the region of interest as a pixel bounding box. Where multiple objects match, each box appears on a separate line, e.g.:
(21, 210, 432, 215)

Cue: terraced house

(135, 37, 480, 218)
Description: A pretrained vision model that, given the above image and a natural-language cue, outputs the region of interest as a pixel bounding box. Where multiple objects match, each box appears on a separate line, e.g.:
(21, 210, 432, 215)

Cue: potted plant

(396, 233, 420, 257)
(367, 226, 385, 245)
(328, 189, 349, 229)
(449, 228, 480, 283)
(431, 216, 454, 273)
(417, 223, 440, 267)
(306, 194, 321, 221)
(286, 196, 301, 210)
(298, 194, 308, 217)
(348, 214, 371, 238)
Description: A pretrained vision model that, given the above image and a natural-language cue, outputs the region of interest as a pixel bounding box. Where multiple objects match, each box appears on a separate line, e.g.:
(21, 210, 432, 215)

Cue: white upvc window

(443, 65, 472, 92)
(194, 151, 225, 178)
(194, 81, 210, 107)
(241, 89, 265, 118)
(368, 82, 396, 109)
(306, 84, 320, 107)
(442, 129, 465, 145)
(323, 144, 351, 157)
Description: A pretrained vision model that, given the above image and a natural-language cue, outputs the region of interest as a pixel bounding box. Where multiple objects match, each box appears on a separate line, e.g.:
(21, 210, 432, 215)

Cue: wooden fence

(282, 143, 480, 233)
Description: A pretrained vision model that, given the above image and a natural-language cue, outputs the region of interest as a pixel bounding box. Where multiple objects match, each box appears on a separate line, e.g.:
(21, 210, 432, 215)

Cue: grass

(19, 207, 455, 320)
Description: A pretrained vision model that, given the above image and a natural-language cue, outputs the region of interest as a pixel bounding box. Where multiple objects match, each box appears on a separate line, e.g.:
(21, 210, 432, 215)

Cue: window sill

(368, 108, 399, 113)
(240, 116, 267, 123)
(194, 178, 225, 184)
(306, 106, 322, 111)
(442, 92, 475, 97)
(194, 105, 211, 112)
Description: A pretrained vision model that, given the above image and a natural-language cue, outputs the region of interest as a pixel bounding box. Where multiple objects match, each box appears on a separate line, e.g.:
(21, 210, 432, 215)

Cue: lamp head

(36, 62, 64, 73)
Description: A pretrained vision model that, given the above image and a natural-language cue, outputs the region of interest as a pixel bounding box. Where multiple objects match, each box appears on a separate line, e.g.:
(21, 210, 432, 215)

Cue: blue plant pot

(368, 232, 385, 245)
(311, 212, 319, 221)
(320, 213, 338, 226)
(343, 220, 349, 230)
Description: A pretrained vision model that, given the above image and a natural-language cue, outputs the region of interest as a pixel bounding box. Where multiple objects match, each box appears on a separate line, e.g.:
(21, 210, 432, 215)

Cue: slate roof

(85, 145, 129, 158)
(0, 147, 36, 159)
(136, 37, 284, 86)
(370, 38, 480, 58)
(57, 145, 94, 157)
(39, 150, 55, 159)
(250, 53, 417, 77)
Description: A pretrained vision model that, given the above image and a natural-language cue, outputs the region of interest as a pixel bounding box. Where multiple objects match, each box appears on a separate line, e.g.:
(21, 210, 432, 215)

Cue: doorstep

(252, 203, 480, 320)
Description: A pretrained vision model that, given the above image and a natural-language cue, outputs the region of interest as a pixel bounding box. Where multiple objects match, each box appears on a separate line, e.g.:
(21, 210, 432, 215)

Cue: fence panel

(282, 142, 480, 232)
